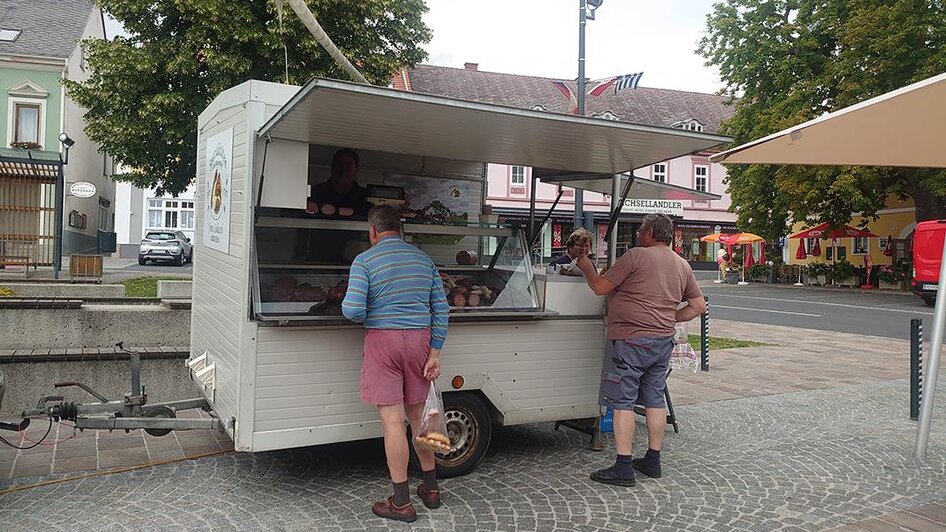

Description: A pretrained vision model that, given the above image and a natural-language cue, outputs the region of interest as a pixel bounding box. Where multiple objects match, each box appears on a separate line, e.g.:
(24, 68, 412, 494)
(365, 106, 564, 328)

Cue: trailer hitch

(2, 342, 220, 443)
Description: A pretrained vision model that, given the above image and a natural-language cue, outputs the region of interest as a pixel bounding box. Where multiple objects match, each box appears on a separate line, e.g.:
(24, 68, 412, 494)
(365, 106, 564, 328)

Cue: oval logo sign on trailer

(70, 182, 96, 198)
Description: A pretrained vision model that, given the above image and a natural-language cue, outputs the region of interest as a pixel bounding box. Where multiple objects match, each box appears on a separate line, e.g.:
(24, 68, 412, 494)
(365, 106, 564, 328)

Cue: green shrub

(748, 264, 770, 279)
(806, 262, 830, 277)
(831, 260, 857, 282)
(877, 265, 903, 283)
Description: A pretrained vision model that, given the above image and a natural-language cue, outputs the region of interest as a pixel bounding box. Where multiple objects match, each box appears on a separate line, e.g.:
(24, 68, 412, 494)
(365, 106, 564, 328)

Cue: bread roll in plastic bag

(414, 382, 452, 453)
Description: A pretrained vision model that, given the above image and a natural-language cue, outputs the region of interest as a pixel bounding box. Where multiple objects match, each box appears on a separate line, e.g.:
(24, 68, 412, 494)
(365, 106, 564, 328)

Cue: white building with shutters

(113, 180, 196, 258)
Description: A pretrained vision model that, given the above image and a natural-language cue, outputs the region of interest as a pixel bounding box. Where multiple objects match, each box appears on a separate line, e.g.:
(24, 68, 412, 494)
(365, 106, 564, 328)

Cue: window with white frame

(14, 102, 40, 144)
(652, 163, 667, 183)
(510, 165, 526, 185)
(7, 95, 46, 149)
(852, 237, 869, 255)
(147, 198, 195, 231)
(695, 165, 708, 192)
(671, 119, 705, 132)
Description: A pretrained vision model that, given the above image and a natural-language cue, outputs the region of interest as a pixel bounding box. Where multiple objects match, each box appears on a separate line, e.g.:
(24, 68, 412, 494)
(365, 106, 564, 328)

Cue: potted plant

(9, 141, 41, 150)
(877, 265, 905, 290)
(748, 264, 770, 282)
(831, 260, 858, 286)
(806, 262, 829, 285)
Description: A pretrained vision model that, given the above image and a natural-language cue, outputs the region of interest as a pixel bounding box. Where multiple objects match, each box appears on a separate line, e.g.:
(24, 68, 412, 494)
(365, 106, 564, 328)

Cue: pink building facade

(395, 64, 738, 267)
(485, 153, 736, 266)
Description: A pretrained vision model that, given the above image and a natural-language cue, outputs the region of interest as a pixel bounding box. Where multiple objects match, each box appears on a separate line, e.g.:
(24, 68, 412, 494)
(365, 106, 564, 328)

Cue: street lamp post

(574, 0, 602, 232)
(574, 0, 587, 232)
(54, 133, 75, 280)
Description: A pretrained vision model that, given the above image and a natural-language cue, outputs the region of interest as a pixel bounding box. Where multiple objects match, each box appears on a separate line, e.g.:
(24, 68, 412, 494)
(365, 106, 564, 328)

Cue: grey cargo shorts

(599, 336, 674, 410)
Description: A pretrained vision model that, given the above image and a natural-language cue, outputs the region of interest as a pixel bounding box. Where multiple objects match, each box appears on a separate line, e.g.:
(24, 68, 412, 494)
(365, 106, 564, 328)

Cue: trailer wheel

(433, 392, 492, 478)
(143, 405, 176, 437)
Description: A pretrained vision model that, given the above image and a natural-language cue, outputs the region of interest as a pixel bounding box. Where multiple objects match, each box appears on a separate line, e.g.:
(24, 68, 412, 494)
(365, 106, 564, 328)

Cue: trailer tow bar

(9, 342, 219, 438)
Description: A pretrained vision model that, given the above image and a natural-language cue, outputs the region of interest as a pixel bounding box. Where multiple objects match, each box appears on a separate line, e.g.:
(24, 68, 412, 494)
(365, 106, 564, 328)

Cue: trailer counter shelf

(190, 78, 727, 477)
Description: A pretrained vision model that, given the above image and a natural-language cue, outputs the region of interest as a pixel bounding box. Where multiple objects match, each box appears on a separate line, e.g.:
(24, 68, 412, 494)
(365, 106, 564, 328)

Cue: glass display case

(252, 215, 541, 322)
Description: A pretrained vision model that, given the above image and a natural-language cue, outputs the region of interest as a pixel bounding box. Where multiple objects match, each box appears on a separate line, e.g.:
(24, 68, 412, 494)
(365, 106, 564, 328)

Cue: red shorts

(361, 329, 431, 406)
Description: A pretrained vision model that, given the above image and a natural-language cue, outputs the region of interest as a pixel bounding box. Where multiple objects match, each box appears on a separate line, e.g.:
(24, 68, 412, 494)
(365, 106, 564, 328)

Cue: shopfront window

(148, 198, 196, 230)
(678, 224, 735, 263)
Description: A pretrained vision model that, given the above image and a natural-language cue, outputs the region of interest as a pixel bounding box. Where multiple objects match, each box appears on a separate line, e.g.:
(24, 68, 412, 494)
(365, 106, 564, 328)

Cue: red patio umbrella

(789, 222, 878, 240)
(810, 239, 822, 257)
(744, 245, 756, 269)
(796, 241, 807, 260)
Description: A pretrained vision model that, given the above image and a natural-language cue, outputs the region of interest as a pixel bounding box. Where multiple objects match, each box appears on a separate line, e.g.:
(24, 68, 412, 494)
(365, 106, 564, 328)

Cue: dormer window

(671, 119, 704, 132)
(0, 29, 21, 42)
(594, 111, 620, 121)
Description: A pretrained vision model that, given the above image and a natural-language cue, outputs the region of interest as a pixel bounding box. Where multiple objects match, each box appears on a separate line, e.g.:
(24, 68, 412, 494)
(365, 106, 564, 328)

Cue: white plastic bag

(673, 322, 688, 344)
(414, 382, 452, 453)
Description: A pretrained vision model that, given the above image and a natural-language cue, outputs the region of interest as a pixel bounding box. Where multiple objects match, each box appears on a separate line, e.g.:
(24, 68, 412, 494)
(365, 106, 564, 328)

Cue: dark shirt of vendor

(306, 148, 371, 217)
(550, 228, 593, 266)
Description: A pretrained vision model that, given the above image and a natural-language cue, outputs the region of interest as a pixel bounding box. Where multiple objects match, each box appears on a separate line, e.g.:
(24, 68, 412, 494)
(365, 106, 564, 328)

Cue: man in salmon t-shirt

(576, 213, 707, 487)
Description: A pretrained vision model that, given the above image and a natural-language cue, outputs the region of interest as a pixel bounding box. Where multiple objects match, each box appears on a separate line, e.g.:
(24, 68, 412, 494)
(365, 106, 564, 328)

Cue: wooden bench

(0, 255, 31, 278)
(0, 240, 36, 278)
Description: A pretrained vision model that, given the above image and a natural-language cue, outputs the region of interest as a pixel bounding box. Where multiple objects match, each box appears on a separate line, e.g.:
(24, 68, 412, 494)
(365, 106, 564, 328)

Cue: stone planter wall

(879, 279, 906, 290)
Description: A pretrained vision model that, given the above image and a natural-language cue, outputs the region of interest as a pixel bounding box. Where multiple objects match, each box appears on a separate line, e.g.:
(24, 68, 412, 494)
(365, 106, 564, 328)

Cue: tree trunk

(902, 172, 946, 221)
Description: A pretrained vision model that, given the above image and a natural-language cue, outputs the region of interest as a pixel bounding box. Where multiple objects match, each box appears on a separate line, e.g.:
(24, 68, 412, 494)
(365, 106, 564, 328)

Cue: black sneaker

(632, 458, 662, 478)
(590, 467, 636, 487)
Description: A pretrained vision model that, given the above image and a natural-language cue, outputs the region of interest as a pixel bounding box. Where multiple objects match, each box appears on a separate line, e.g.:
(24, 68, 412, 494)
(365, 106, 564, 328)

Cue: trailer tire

(143, 405, 176, 437)
(411, 392, 491, 478)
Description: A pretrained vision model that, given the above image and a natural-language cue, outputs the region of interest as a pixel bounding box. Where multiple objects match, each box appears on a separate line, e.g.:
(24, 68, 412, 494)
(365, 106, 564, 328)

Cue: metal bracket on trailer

(6, 342, 220, 438)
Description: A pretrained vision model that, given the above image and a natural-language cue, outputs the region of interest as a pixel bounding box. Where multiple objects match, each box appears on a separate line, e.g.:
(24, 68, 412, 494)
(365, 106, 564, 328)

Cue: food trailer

(189, 78, 726, 477)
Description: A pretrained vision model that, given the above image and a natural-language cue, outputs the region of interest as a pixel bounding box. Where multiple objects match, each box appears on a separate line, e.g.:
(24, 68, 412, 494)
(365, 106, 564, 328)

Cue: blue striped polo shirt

(342, 235, 450, 349)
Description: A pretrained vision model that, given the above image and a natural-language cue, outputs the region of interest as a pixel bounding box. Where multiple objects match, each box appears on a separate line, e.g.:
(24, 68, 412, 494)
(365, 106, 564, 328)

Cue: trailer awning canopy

(258, 78, 729, 177)
(710, 72, 946, 168)
(534, 170, 721, 200)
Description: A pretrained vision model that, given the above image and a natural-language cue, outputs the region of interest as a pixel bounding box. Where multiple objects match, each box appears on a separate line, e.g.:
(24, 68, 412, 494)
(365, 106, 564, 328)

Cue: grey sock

(393, 481, 410, 507)
(614, 454, 634, 476)
(423, 469, 439, 491)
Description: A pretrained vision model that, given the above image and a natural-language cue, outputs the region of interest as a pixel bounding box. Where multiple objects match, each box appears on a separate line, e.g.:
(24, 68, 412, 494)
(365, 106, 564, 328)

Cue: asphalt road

(699, 280, 934, 340)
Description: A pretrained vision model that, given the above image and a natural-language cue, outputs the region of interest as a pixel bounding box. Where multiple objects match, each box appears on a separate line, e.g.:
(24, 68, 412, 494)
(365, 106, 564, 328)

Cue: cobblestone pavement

(2, 318, 933, 481)
(1, 378, 944, 531)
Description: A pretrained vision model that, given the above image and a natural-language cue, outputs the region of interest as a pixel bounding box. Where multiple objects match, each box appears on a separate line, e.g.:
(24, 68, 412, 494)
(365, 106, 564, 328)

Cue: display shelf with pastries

(251, 220, 546, 323)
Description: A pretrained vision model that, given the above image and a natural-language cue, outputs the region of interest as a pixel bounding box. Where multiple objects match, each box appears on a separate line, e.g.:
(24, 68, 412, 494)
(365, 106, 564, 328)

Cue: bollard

(910, 318, 923, 421)
(700, 296, 710, 371)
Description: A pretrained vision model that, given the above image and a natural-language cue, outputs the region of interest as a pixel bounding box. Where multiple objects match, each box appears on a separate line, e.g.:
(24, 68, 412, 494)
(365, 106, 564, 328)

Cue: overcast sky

(423, 0, 723, 94)
(106, 1, 723, 94)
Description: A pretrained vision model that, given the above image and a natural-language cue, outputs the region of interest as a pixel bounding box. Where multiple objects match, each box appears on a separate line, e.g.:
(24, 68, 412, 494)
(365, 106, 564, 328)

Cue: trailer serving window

(251, 215, 540, 322)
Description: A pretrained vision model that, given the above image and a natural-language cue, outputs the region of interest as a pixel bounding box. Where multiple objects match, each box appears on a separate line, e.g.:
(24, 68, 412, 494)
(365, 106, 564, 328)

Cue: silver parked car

(139, 231, 193, 266)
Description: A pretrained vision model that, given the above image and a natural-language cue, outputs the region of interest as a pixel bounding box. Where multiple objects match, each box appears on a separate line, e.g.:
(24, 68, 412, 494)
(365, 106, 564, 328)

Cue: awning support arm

(915, 229, 946, 459)
(528, 186, 566, 251)
(604, 172, 635, 244)
(254, 136, 272, 222)
(528, 172, 537, 244)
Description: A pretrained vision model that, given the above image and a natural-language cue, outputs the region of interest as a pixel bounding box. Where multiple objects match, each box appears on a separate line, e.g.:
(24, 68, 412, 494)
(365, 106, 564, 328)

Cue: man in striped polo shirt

(342, 205, 449, 523)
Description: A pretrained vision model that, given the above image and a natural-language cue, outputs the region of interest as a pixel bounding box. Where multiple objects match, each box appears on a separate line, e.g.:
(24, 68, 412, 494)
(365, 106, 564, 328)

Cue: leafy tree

(66, 0, 431, 195)
(699, 0, 946, 240)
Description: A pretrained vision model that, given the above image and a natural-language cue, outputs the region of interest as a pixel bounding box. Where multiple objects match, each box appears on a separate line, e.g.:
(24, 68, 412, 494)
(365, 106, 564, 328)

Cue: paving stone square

(1, 378, 944, 531)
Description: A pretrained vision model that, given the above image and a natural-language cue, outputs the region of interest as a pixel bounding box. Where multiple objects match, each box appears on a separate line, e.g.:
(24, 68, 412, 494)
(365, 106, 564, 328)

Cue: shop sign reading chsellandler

(620, 198, 684, 217)
(203, 128, 233, 254)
